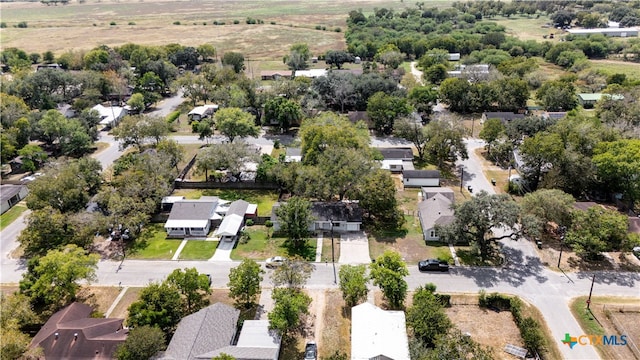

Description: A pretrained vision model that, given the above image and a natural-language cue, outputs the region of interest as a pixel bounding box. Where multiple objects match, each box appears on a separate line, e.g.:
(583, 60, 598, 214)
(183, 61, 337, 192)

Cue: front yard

(127, 224, 181, 260)
(0, 204, 27, 231)
(231, 225, 316, 261)
(179, 240, 218, 260)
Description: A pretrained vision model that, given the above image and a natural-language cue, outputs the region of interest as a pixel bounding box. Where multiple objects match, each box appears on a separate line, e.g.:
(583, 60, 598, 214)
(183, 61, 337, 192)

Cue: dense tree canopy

(228, 259, 264, 310)
(369, 251, 408, 309)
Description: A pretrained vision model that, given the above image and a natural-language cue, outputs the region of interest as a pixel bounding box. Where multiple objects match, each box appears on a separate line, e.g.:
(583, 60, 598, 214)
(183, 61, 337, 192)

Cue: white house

(351, 303, 410, 360)
(206, 320, 281, 360)
(567, 27, 638, 37)
(164, 197, 222, 237)
(377, 147, 414, 173)
(402, 170, 440, 187)
(271, 201, 363, 233)
(0, 185, 28, 215)
(417, 188, 455, 242)
(294, 69, 328, 78)
(188, 104, 219, 122)
(284, 147, 302, 162)
(92, 104, 126, 128)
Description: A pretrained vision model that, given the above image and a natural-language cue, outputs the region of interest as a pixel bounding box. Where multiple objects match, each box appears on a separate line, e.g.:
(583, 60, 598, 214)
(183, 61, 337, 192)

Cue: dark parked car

(304, 341, 317, 360)
(418, 259, 449, 272)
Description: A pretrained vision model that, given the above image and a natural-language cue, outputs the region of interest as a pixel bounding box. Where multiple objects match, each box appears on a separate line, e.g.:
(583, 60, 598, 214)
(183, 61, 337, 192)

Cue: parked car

(304, 341, 317, 360)
(418, 259, 449, 272)
(265, 256, 285, 268)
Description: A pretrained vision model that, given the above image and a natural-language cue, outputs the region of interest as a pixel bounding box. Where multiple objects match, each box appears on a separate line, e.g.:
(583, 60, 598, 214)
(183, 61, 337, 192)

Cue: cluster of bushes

(479, 291, 546, 356)
(245, 17, 264, 25)
(166, 110, 181, 124)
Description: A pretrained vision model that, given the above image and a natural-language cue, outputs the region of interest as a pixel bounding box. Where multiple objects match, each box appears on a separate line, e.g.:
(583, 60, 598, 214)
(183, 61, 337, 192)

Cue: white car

(265, 256, 285, 268)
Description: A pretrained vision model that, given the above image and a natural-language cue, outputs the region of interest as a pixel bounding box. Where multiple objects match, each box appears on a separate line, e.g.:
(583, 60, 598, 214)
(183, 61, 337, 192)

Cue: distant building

(294, 69, 327, 78)
(578, 93, 624, 106)
(567, 27, 638, 37)
(481, 112, 526, 124)
(188, 104, 219, 122)
(402, 170, 440, 187)
(448, 53, 461, 61)
(260, 70, 292, 81)
(447, 64, 490, 82)
(92, 104, 126, 128)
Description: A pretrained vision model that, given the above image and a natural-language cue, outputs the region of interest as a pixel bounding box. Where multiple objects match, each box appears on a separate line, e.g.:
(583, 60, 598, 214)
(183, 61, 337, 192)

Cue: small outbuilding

(0, 184, 28, 215)
(351, 303, 410, 360)
(92, 104, 126, 128)
(402, 170, 440, 188)
(188, 104, 219, 122)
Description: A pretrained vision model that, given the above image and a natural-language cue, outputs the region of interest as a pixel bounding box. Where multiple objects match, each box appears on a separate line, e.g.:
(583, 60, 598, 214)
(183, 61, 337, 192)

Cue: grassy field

(178, 240, 218, 260)
(0, 205, 27, 231)
(492, 14, 560, 42)
(0, 0, 416, 58)
(588, 60, 640, 80)
(172, 188, 279, 215)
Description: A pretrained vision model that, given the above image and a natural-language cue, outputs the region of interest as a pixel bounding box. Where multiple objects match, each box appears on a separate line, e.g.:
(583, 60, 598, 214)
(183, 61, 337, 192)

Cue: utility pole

(587, 274, 596, 310)
(330, 219, 336, 284)
(459, 165, 464, 192)
(557, 226, 566, 268)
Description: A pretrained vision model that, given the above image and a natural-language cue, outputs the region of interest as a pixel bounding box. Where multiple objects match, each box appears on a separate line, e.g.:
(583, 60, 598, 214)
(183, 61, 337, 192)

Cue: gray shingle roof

(418, 193, 455, 232)
(227, 199, 250, 217)
(311, 202, 363, 222)
(161, 303, 240, 360)
(167, 198, 219, 221)
(377, 147, 413, 160)
(402, 170, 440, 179)
(0, 184, 25, 203)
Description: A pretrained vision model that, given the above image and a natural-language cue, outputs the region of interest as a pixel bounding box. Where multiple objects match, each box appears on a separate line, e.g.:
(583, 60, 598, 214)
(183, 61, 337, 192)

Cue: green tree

(406, 285, 452, 347)
(592, 139, 640, 211)
(438, 77, 472, 113)
(479, 118, 505, 156)
(315, 147, 374, 201)
(270, 257, 314, 290)
(115, 325, 165, 360)
(192, 118, 215, 142)
(299, 113, 370, 165)
(263, 97, 303, 133)
(19, 245, 99, 313)
(325, 50, 352, 69)
(112, 115, 170, 149)
(520, 189, 575, 233)
(212, 354, 237, 360)
(369, 251, 408, 309)
(408, 86, 438, 120)
(214, 107, 259, 143)
(567, 207, 629, 260)
(127, 282, 183, 336)
(166, 268, 212, 314)
(366, 92, 411, 135)
(536, 80, 578, 111)
(285, 43, 310, 71)
(394, 118, 428, 160)
(17, 144, 48, 172)
(438, 191, 522, 261)
(338, 265, 368, 307)
(127, 93, 146, 114)
(0, 93, 30, 128)
(222, 52, 245, 73)
(354, 169, 404, 228)
(425, 329, 494, 360)
(174, 71, 211, 106)
(423, 118, 468, 168)
(38, 109, 67, 146)
(275, 197, 313, 249)
(228, 259, 264, 310)
(268, 288, 312, 338)
(195, 142, 258, 180)
(519, 132, 564, 190)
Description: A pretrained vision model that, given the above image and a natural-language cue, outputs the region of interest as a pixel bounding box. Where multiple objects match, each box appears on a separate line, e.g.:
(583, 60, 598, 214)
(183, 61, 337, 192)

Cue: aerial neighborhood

(2, 0, 640, 359)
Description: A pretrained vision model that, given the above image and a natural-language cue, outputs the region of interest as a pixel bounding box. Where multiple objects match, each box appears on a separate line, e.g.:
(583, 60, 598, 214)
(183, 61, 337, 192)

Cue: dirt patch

(319, 290, 350, 359)
(588, 299, 640, 360)
(536, 241, 640, 272)
(446, 305, 523, 360)
(76, 286, 122, 315)
(209, 288, 234, 307)
(0, 285, 20, 295)
(107, 286, 143, 319)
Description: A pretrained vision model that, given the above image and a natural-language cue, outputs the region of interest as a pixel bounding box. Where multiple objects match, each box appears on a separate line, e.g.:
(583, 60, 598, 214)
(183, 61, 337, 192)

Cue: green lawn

(172, 189, 279, 216)
(588, 60, 640, 81)
(127, 224, 181, 260)
(179, 240, 219, 260)
(570, 297, 605, 336)
(231, 225, 315, 261)
(0, 205, 27, 231)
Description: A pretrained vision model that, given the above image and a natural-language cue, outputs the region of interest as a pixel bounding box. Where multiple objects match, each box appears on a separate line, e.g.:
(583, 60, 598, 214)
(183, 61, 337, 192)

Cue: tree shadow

(278, 336, 304, 360)
(575, 270, 640, 288)
(282, 239, 316, 261)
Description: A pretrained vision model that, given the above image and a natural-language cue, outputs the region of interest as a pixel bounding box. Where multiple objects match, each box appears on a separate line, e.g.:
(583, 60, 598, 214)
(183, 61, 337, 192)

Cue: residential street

(1, 91, 637, 360)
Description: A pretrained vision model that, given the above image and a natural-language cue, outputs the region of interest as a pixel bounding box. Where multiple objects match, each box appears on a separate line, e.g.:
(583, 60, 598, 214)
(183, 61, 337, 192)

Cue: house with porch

(188, 104, 219, 122)
(164, 197, 223, 237)
(351, 303, 410, 360)
(271, 201, 363, 233)
(417, 187, 455, 242)
(214, 199, 257, 242)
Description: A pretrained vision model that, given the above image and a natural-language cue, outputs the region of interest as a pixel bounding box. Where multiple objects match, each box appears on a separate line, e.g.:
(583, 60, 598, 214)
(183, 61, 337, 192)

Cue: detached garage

(402, 170, 440, 188)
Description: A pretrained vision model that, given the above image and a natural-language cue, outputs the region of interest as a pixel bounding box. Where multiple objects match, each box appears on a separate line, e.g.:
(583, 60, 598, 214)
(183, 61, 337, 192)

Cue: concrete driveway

(338, 232, 371, 264)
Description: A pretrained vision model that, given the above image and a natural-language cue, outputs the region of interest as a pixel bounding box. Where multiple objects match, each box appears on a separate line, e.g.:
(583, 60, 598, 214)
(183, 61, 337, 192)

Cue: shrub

(233, 20, 240, 24)
(166, 111, 181, 124)
(265, 220, 273, 228)
(213, 20, 219, 25)
(246, 17, 257, 24)
(173, 21, 181, 25)
(128, 22, 136, 25)
(17, 21, 28, 28)
(110, 21, 116, 26)
(334, 27, 342, 32)
(270, 21, 276, 25)
(315, 25, 322, 30)
(0, 22, 7, 28)
(519, 317, 546, 353)
(245, 219, 254, 227)
(273, 140, 281, 149)
(202, 22, 207, 26)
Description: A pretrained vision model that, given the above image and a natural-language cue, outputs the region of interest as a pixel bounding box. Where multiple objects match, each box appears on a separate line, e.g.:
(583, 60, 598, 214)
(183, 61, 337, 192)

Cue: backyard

(171, 188, 279, 216)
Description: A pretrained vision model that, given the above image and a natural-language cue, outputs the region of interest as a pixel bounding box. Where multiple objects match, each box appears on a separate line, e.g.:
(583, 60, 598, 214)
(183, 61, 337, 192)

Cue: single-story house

(402, 170, 440, 188)
(578, 93, 624, 106)
(204, 320, 281, 360)
(351, 303, 410, 360)
(284, 147, 302, 162)
(30, 302, 127, 360)
(567, 27, 638, 37)
(1, 184, 28, 215)
(36, 63, 63, 71)
(377, 147, 415, 173)
(481, 112, 526, 124)
(294, 69, 328, 78)
(260, 70, 292, 81)
(447, 64, 490, 82)
(418, 190, 455, 242)
(271, 201, 363, 233)
(188, 104, 219, 122)
(215, 199, 257, 241)
(158, 303, 240, 360)
(448, 53, 461, 61)
(164, 197, 225, 238)
(542, 111, 567, 120)
(92, 104, 126, 128)
(421, 186, 455, 203)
